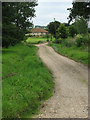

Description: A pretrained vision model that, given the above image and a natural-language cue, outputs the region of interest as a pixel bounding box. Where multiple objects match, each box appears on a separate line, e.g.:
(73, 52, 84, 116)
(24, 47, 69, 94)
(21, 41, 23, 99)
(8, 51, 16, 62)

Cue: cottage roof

(30, 28, 48, 33)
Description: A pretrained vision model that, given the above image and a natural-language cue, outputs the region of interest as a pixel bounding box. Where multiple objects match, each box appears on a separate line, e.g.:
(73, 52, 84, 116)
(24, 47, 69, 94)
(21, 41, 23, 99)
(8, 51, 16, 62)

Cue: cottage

(30, 28, 48, 36)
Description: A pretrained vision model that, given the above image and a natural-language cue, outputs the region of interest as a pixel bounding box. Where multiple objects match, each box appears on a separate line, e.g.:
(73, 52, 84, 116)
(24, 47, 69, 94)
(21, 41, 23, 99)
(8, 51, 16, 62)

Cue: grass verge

(48, 43, 88, 65)
(2, 43, 54, 118)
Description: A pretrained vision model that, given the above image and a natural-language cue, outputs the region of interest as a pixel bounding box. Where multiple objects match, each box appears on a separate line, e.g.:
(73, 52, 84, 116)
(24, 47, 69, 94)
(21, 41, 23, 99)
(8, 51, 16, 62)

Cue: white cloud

(32, 1, 72, 26)
(38, 0, 73, 3)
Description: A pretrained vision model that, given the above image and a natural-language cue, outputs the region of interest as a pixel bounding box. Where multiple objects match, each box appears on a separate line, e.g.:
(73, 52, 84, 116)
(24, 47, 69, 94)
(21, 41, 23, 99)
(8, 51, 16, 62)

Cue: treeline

(2, 2, 37, 48)
(47, 17, 89, 40)
(47, 2, 90, 47)
(47, 18, 89, 47)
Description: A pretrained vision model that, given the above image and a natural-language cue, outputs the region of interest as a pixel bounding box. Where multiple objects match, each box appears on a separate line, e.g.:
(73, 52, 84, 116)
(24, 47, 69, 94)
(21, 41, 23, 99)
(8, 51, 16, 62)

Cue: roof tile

(30, 28, 48, 33)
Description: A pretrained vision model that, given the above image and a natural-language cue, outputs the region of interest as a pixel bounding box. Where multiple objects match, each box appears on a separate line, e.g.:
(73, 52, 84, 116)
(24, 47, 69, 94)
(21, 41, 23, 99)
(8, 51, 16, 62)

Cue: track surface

(35, 43, 88, 118)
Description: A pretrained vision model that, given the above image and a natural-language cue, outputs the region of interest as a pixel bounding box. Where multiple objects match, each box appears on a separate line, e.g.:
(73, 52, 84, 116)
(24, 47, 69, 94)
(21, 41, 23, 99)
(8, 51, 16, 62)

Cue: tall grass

(2, 43, 54, 118)
(48, 34, 89, 65)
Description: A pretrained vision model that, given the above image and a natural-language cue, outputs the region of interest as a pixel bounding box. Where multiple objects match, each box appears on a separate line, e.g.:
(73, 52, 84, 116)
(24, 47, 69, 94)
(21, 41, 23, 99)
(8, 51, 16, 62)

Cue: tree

(47, 21, 60, 38)
(88, 28, 90, 33)
(2, 2, 37, 48)
(74, 17, 88, 35)
(2, 2, 37, 32)
(69, 25, 76, 37)
(2, 24, 24, 48)
(67, 2, 90, 23)
(63, 23, 69, 27)
(57, 24, 68, 39)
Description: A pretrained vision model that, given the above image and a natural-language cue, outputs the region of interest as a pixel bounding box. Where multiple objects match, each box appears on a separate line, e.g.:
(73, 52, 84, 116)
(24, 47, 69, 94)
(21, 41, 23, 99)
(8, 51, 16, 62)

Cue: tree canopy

(57, 24, 68, 39)
(74, 17, 88, 35)
(2, 2, 38, 48)
(47, 21, 60, 38)
(67, 2, 90, 23)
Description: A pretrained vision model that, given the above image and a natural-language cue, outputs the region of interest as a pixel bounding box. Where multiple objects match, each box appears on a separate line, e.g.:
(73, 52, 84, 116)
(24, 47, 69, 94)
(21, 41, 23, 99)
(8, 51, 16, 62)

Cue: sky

(32, 0, 73, 26)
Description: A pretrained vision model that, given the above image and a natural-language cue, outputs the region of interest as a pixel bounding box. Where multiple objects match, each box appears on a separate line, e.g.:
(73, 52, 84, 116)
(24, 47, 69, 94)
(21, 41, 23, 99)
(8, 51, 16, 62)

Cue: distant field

(48, 43, 88, 65)
(2, 43, 54, 118)
(26, 37, 47, 44)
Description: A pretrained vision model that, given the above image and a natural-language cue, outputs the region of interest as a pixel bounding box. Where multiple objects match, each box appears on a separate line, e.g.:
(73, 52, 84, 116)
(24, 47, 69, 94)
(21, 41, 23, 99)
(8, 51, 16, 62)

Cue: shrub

(54, 37, 74, 47)
(54, 38, 63, 44)
(75, 34, 85, 47)
(75, 34, 89, 47)
(63, 38, 75, 47)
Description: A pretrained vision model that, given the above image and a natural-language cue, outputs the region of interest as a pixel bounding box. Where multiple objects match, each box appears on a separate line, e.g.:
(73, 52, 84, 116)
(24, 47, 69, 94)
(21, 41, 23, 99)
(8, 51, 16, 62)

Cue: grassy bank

(48, 43, 88, 65)
(2, 43, 54, 118)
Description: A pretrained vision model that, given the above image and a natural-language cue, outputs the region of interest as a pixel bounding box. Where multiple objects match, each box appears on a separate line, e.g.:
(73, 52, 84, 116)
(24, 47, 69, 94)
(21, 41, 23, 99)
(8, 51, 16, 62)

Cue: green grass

(2, 43, 54, 118)
(48, 43, 88, 65)
(26, 37, 47, 44)
(26, 36, 55, 44)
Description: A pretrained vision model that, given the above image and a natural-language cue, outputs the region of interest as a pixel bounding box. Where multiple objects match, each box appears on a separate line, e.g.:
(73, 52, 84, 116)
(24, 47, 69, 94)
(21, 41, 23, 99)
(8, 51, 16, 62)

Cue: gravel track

(35, 43, 88, 118)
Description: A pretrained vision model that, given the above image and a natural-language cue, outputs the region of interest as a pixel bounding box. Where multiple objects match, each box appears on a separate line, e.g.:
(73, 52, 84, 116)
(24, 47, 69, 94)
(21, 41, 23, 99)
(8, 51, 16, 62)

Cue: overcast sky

(32, 0, 73, 26)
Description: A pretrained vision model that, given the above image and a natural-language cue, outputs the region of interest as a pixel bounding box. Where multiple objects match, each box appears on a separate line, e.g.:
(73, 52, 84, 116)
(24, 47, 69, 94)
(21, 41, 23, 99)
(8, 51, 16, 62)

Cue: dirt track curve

(35, 43, 88, 118)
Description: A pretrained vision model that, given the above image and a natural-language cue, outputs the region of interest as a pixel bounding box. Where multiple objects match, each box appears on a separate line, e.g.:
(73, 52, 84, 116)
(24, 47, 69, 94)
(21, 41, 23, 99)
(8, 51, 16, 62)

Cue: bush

(75, 34, 85, 47)
(54, 37, 74, 47)
(54, 38, 63, 44)
(75, 34, 89, 47)
(63, 38, 75, 47)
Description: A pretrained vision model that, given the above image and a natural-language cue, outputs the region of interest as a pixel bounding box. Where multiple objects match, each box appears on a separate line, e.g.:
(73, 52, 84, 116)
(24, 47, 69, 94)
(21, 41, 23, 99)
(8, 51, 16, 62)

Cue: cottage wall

(30, 32, 47, 36)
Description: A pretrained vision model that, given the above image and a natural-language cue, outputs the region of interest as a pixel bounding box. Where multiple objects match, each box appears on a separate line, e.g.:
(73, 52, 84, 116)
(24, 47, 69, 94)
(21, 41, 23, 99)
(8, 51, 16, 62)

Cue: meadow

(2, 43, 54, 118)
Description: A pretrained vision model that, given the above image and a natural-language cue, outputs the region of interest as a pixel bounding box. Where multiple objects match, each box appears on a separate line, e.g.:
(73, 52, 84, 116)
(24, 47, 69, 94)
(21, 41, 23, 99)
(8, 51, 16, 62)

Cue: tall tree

(69, 25, 76, 37)
(2, 2, 37, 32)
(57, 24, 68, 39)
(47, 21, 60, 38)
(2, 2, 38, 48)
(74, 17, 88, 35)
(67, 2, 90, 23)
